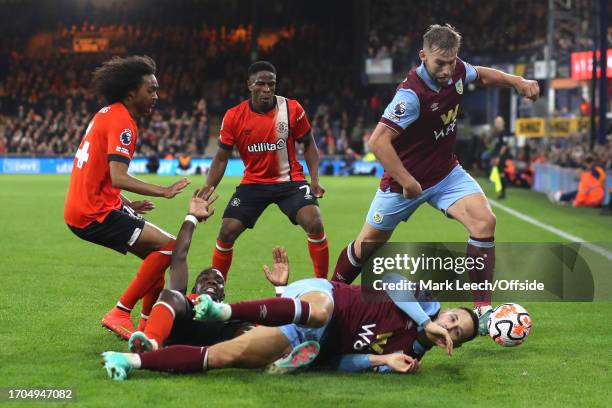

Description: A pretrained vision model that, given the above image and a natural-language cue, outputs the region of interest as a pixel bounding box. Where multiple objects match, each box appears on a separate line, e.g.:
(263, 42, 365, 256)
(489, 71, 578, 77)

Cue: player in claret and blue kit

(331, 24, 540, 333)
(102, 252, 478, 380)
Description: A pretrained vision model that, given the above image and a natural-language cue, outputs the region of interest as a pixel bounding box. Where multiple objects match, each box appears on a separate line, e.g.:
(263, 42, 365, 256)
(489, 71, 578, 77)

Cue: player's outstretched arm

(205, 148, 231, 189)
(368, 123, 422, 198)
(169, 187, 219, 292)
(474, 66, 540, 101)
(109, 161, 191, 198)
(263, 247, 290, 292)
(300, 134, 325, 198)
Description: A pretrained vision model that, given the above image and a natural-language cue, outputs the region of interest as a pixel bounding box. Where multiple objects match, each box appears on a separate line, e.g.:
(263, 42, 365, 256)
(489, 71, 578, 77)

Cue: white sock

(123, 353, 141, 369)
(219, 303, 232, 320)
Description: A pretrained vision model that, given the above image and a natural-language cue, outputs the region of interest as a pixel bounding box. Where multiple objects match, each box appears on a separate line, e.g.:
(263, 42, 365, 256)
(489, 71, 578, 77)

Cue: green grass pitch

(1, 174, 611, 407)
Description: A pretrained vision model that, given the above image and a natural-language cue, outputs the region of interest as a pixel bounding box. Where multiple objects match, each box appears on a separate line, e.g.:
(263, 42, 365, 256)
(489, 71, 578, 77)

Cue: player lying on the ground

(103, 249, 478, 380)
(332, 24, 540, 333)
(127, 188, 292, 352)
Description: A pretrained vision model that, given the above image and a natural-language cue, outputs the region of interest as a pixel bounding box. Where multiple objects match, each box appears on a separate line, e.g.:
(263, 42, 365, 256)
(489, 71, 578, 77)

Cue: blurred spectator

(548, 156, 606, 208)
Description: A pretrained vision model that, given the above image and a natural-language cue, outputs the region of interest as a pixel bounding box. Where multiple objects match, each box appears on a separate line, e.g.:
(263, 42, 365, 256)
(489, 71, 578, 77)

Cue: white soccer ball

(488, 303, 532, 347)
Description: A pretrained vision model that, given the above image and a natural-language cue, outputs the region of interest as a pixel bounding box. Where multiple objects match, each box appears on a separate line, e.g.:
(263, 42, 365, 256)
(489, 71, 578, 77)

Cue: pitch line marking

(488, 199, 612, 261)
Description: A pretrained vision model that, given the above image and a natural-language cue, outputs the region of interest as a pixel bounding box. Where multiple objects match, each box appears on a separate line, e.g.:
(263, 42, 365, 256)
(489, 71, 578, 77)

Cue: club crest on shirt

(230, 198, 240, 207)
(120, 129, 132, 145)
(455, 79, 463, 95)
(430, 102, 439, 111)
(276, 122, 288, 135)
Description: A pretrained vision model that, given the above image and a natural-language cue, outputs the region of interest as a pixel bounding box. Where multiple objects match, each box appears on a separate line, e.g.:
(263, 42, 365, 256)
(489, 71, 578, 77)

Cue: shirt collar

(416, 62, 452, 93)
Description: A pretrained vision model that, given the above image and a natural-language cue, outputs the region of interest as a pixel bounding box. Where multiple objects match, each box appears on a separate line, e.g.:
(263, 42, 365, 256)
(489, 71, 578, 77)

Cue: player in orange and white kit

(64, 55, 191, 339)
(205, 61, 329, 281)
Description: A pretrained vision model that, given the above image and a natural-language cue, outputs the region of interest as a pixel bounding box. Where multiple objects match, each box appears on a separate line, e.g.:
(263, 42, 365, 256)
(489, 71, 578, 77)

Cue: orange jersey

(218, 96, 311, 184)
(186, 293, 200, 304)
(64, 103, 138, 228)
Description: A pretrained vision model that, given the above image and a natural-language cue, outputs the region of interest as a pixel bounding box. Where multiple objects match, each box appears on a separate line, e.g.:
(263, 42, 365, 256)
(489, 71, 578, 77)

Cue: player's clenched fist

(311, 180, 325, 198)
(164, 178, 191, 198)
(402, 179, 422, 199)
(515, 77, 539, 101)
(383, 353, 421, 373)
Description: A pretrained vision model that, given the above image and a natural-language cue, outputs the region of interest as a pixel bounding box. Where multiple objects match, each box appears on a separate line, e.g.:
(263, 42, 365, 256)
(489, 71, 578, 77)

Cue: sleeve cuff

(107, 154, 131, 165)
(218, 140, 233, 151)
(295, 131, 310, 142)
(379, 118, 403, 134)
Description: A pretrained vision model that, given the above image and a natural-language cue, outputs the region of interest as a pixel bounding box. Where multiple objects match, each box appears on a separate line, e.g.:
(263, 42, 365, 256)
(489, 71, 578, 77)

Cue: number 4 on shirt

(76, 121, 94, 168)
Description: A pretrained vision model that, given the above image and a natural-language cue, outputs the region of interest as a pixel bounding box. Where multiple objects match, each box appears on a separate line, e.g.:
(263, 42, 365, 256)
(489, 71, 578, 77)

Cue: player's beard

(259, 95, 273, 109)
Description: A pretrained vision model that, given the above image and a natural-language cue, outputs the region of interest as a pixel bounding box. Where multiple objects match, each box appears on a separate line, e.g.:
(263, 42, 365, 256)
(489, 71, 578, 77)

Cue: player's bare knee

(157, 289, 187, 319)
(307, 304, 331, 327)
(304, 218, 324, 235)
(471, 213, 496, 237)
(217, 228, 239, 244)
(478, 213, 496, 236)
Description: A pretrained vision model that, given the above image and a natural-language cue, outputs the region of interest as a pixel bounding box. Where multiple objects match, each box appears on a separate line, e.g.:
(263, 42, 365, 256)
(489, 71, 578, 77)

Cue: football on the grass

(488, 303, 532, 347)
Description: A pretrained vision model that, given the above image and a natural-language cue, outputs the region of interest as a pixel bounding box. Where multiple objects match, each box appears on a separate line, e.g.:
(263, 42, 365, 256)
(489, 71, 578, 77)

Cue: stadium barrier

(533, 163, 612, 205)
(0, 157, 385, 178)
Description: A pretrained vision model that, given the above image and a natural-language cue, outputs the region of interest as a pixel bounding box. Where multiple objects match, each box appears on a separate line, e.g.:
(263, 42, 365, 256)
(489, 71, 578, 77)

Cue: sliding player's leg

(102, 326, 292, 380)
(194, 279, 334, 328)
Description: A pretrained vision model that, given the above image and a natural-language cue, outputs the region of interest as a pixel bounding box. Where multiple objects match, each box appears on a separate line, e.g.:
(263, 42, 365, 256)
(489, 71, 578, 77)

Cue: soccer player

(127, 188, 291, 353)
(205, 61, 329, 280)
(102, 252, 477, 380)
(64, 55, 191, 339)
(331, 24, 540, 334)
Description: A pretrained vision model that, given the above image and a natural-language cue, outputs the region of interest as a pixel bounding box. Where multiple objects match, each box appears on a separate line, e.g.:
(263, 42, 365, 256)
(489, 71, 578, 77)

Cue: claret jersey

(326, 282, 438, 359)
(378, 59, 478, 192)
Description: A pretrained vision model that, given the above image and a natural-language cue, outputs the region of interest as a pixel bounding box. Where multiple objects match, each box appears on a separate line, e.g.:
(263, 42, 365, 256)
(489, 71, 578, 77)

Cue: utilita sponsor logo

(247, 139, 286, 153)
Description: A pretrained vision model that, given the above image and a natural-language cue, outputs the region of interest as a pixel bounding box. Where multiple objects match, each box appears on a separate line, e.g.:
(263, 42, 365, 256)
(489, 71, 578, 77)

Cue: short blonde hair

(423, 24, 462, 53)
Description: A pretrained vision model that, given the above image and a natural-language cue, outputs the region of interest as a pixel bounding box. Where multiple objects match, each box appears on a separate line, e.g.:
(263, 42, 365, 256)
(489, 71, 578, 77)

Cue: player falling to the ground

(64, 55, 191, 339)
(205, 61, 329, 281)
(127, 188, 292, 353)
(331, 24, 540, 333)
(102, 248, 478, 380)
